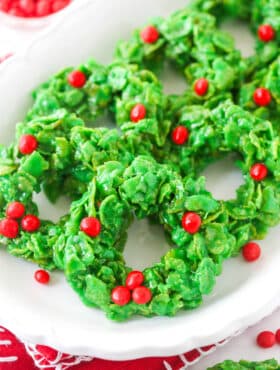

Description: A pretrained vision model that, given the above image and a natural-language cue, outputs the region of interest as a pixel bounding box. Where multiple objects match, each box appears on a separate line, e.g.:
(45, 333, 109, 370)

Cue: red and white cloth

(0, 325, 232, 370)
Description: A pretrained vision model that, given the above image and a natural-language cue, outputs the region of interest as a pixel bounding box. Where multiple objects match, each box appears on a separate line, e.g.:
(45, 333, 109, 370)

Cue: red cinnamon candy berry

(126, 271, 144, 290)
(19, 134, 38, 155)
(253, 87, 271, 106)
(35, 0, 52, 16)
(67, 70, 87, 88)
(51, 0, 70, 13)
(132, 286, 152, 304)
(256, 331, 276, 348)
(171, 126, 189, 145)
(111, 286, 131, 306)
(194, 78, 209, 96)
(0, 218, 19, 238)
(34, 269, 50, 284)
(242, 242, 261, 262)
(8, 4, 26, 17)
(0, 0, 12, 12)
(80, 217, 101, 237)
(275, 329, 280, 344)
(21, 214, 40, 232)
(140, 25, 159, 43)
(130, 103, 146, 123)
(19, 0, 35, 16)
(182, 212, 201, 234)
(250, 163, 268, 181)
(258, 24, 275, 42)
(6, 201, 25, 219)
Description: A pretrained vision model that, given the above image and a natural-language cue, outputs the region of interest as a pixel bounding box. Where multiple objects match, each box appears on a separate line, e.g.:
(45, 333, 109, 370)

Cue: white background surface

(1, 3, 280, 367)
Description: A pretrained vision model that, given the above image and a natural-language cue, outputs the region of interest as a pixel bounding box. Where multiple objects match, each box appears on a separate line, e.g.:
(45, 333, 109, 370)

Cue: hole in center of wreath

(222, 20, 255, 57)
(124, 218, 170, 270)
(33, 192, 71, 222)
(160, 62, 188, 95)
(202, 153, 244, 201)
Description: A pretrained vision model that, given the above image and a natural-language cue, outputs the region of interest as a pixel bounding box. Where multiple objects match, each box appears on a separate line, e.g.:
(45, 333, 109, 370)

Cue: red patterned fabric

(0, 327, 36, 370)
(0, 326, 223, 370)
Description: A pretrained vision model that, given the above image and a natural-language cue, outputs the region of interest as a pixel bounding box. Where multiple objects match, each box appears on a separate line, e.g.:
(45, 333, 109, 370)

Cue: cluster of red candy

(0, 0, 71, 18)
(111, 271, 152, 306)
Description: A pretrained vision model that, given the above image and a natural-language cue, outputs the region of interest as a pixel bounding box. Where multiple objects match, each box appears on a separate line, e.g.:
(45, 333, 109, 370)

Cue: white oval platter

(0, 0, 279, 361)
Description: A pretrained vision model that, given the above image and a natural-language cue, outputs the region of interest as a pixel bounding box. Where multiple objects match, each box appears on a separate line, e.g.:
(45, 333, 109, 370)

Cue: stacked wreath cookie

(0, 0, 280, 325)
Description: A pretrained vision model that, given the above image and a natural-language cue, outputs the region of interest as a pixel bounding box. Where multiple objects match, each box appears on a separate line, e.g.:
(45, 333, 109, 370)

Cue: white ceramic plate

(0, 0, 280, 361)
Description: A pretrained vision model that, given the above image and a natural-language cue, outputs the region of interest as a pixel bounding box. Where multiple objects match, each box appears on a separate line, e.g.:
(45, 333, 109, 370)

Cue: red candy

(258, 24, 275, 42)
(35, 0, 51, 16)
(126, 271, 144, 290)
(275, 329, 280, 344)
(8, 5, 26, 16)
(19, 134, 38, 155)
(21, 214, 40, 232)
(171, 126, 189, 145)
(67, 70, 87, 88)
(250, 163, 268, 181)
(0, 0, 12, 11)
(253, 87, 271, 106)
(0, 218, 19, 238)
(182, 212, 201, 234)
(130, 103, 146, 123)
(132, 286, 152, 304)
(0, 0, 71, 17)
(80, 217, 101, 237)
(34, 269, 50, 284)
(51, 0, 70, 12)
(256, 331, 276, 348)
(242, 242, 261, 262)
(140, 25, 159, 44)
(111, 286, 131, 306)
(6, 201, 25, 219)
(19, 0, 35, 15)
(194, 78, 209, 96)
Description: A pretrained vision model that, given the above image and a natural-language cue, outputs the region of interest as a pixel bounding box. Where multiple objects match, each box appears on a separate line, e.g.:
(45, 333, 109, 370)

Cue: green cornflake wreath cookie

(238, 55, 280, 130)
(189, 0, 253, 21)
(190, 0, 280, 67)
(28, 7, 248, 122)
(252, 0, 280, 66)
(53, 100, 280, 321)
(114, 8, 247, 95)
(208, 359, 280, 370)
(0, 0, 279, 321)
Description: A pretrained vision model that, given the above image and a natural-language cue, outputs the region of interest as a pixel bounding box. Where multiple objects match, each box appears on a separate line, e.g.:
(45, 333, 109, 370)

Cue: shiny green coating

(208, 359, 280, 369)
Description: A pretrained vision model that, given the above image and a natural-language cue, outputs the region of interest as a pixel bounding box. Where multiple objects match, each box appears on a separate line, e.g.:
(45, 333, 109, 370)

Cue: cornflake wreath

(208, 359, 280, 369)
(0, 1, 279, 321)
